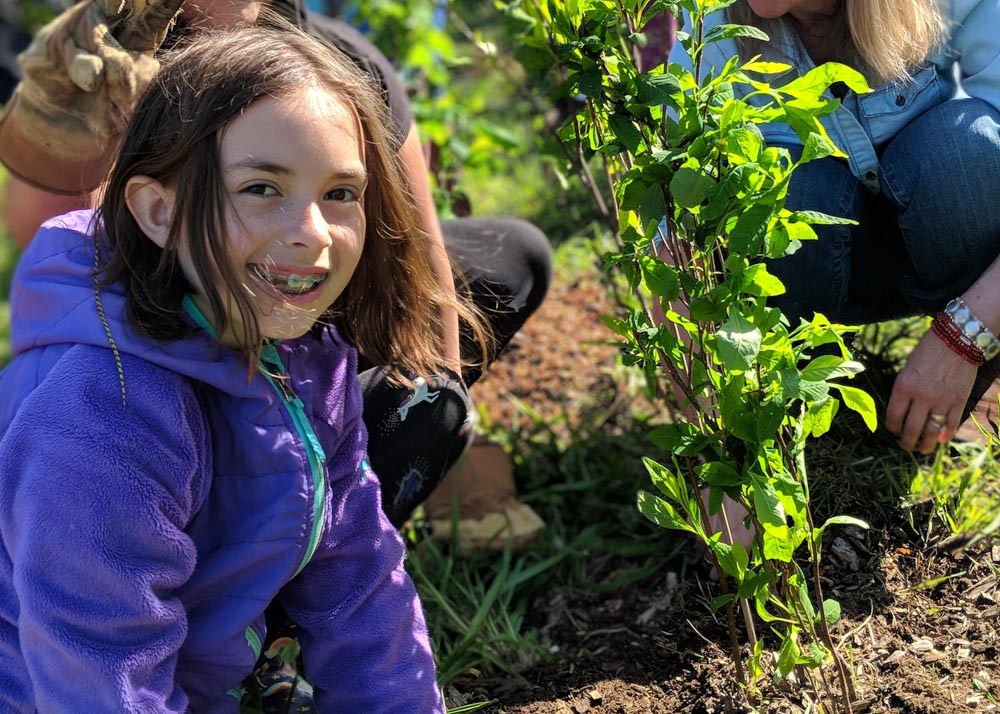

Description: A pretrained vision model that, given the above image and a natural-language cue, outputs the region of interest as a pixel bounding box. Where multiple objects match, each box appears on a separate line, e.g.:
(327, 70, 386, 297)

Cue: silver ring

(927, 413, 947, 429)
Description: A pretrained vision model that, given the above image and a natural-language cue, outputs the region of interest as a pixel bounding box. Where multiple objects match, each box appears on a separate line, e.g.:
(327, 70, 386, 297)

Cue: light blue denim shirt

(667, 0, 1000, 193)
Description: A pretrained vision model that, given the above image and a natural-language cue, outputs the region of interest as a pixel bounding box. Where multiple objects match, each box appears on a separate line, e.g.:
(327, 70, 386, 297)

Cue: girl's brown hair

(727, 0, 946, 85)
(99, 13, 489, 379)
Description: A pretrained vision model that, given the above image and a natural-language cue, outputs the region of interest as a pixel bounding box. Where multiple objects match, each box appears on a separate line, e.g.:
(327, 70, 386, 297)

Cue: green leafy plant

(346, 0, 526, 218)
(500, 0, 877, 709)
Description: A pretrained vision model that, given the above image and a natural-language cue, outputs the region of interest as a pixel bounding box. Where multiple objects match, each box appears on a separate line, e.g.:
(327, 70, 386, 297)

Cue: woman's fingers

(888, 330, 978, 452)
(111, 0, 186, 53)
(915, 407, 959, 454)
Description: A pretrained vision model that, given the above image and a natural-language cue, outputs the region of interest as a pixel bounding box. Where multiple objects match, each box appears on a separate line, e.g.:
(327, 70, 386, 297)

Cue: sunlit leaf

(716, 311, 761, 371)
(831, 383, 877, 431)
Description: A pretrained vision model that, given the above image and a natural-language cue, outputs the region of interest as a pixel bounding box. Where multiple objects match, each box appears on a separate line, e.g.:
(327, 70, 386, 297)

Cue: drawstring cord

(92, 237, 127, 408)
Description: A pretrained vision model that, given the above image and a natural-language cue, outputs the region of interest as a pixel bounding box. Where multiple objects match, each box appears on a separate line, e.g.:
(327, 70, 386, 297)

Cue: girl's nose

(285, 202, 333, 249)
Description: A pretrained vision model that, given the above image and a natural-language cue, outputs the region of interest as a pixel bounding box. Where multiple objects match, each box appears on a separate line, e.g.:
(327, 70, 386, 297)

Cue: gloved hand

(0, 0, 183, 193)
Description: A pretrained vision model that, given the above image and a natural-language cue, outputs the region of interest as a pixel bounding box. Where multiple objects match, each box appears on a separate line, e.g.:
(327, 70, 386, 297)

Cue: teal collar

(182, 295, 217, 338)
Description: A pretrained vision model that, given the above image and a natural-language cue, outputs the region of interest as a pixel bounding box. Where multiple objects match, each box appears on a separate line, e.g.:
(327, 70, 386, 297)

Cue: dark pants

(360, 217, 552, 526)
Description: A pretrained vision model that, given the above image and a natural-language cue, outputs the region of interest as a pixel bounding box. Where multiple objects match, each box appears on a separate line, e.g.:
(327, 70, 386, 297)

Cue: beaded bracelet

(932, 312, 985, 366)
(943, 297, 1000, 361)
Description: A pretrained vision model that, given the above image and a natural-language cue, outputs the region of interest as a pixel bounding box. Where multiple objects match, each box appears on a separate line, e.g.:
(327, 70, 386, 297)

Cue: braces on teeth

(253, 266, 326, 294)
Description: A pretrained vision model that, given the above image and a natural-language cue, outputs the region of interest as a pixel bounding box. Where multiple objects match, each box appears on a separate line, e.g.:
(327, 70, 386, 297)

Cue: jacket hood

(11, 209, 255, 397)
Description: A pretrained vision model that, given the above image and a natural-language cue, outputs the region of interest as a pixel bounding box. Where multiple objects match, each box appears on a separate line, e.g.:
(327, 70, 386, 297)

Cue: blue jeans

(768, 98, 1000, 325)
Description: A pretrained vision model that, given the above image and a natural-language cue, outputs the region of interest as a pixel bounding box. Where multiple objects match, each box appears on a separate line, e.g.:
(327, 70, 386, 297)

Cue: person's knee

(883, 98, 1000, 199)
(507, 218, 552, 313)
(879, 99, 1000, 290)
(361, 368, 474, 526)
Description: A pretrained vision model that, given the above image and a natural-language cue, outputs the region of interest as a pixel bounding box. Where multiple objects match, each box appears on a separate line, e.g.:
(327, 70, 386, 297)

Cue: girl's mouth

(250, 265, 328, 296)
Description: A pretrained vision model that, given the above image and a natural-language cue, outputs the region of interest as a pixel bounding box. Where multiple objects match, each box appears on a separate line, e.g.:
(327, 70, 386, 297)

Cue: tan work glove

(0, 0, 184, 194)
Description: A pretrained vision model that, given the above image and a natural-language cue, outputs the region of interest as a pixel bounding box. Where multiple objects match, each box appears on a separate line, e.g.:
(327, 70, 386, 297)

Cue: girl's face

(189, 85, 368, 345)
(746, 0, 838, 20)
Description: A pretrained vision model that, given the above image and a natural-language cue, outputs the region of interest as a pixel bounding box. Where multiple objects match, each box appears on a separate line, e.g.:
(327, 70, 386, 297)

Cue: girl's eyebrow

(225, 157, 368, 181)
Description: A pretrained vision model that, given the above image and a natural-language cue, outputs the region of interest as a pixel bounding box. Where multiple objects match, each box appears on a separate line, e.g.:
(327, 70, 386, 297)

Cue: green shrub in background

(0, 166, 17, 368)
(13, 0, 61, 32)
(500, 0, 877, 710)
(345, 0, 527, 219)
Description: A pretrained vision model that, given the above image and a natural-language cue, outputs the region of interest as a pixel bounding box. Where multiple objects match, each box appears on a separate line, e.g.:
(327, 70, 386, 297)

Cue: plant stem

(806, 500, 857, 713)
(717, 501, 759, 650)
(689, 464, 746, 685)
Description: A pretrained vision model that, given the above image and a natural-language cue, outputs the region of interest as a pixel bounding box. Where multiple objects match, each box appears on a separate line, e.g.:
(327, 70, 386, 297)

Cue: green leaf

(711, 540, 749, 580)
(710, 592, 737, 613)
(790, 209, 856, 226)
(576, 69, 603, 98)
(802, 641, 828, 667)
(741, 263, 785, 297)
(637, 490, 696, 533)
(696, 461, 744, 487)
(780, 61, 870, 101)
(724, 125, 763, 162)
(670, 167, 715, 208)
(814, 515, 869, 544)
(716, 311, 761, 371)
(638, 184, 668, 234)
(635, 72, 682, 107)
(729, 204, 772, 254)
(776, 630, 801, 677)
(799, 131, 838, 163)
(762, 527, 797, 562)
(755, 402, 786, 442)
(648, 422, 711, 456)
(803, 396, 838, 438)
(830, 383, 877, 431)
(689, 295, 726, 322)
(638, 254, 680, 300)
(798, 379, 830, 402)
(799, 355, 864, 382)
(601, 314, 630, 337)
(742, 60, 792, 75)
(609, 113, 644, 153)
(819, 598, 842, 626)
(751, 477, 786, 528)
(704, 23, 769, 44)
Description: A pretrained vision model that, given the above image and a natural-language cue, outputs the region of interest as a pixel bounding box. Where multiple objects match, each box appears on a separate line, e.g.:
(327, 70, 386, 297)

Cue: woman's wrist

(930, 297, 1000, 366)
(945, 297, 1000, 360)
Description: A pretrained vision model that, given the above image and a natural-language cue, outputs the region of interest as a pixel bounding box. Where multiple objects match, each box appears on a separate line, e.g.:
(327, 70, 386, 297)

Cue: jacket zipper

(180, 298, 327, 574)
(260, 343, 328, 577)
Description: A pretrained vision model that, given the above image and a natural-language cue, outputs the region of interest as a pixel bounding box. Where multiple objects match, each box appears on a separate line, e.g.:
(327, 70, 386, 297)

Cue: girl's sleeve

(0, 353, 209, 712)
(278, 413, 444, 714)
(949, 0, 1000, 113)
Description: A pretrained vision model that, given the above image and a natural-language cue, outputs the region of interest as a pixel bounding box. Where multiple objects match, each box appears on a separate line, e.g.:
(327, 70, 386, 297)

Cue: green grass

(0, 209, 16, 368)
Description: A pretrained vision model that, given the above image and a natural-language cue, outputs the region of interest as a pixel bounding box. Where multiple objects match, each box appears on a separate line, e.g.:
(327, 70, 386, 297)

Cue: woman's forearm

(399, 126, 461, 372)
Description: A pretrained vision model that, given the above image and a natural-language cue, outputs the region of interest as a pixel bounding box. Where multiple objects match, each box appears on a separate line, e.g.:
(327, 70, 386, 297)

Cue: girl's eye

(326, 187, 360, 203)
(243, 183, 279, 197)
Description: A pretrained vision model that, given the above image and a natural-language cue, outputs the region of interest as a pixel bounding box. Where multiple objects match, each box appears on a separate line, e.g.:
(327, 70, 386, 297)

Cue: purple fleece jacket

(0, 210, 444, 712)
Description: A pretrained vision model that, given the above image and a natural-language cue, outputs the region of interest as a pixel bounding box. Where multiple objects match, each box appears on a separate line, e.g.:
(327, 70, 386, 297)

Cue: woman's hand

(886, 329, 978, 453)
(0, 0, 184, 193)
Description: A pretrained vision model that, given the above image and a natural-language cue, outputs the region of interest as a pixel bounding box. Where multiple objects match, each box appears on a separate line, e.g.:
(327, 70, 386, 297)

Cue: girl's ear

(125, 175, 176, 249)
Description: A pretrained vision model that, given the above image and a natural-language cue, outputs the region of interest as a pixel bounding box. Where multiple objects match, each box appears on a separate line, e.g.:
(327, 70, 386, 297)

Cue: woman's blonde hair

(100, 14, 490, 381)
(727, 0, 947, 85)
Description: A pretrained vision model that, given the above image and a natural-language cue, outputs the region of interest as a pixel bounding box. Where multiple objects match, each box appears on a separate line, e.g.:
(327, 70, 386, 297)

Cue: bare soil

(457, 259, 1000, 714)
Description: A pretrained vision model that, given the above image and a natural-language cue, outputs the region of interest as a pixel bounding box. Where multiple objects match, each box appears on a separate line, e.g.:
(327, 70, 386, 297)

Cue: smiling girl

(0, 18, 465, 712)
